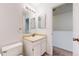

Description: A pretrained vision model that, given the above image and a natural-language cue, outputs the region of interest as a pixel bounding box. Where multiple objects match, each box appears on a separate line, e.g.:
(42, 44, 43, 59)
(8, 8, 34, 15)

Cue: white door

(73, 3, 79, 56)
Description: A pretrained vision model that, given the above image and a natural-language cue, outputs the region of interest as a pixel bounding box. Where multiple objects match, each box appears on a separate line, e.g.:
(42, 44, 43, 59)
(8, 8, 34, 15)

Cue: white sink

(23, 34, 46, 42)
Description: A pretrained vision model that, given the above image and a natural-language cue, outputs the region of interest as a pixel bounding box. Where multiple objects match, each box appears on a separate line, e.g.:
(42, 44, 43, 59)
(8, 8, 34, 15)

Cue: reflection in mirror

(38, 16, 41, 28)
(25, 17, 29, 33)
(38, 15, 46, 29)
(31, 18, 36, 29)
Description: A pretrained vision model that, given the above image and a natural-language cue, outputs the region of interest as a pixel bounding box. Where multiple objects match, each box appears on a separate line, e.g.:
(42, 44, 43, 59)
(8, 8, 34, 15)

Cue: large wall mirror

(38, 14, 46, 29)
(22, 6, 36, 34)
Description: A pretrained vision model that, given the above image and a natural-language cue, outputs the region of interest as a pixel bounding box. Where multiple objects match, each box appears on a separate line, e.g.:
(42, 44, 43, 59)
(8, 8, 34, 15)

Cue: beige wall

(0, 3, 23, 47)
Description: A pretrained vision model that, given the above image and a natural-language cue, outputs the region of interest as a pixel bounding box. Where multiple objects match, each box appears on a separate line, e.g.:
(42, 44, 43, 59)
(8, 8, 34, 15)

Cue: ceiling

(53, 3, 73, 16)
(28, 3, 63, 10)
(25, 3, 63, 11)
(23, 3, 63, 15)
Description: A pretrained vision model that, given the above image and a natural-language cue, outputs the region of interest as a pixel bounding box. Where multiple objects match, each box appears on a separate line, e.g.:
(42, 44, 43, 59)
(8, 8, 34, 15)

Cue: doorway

(53, 3, 73, 56)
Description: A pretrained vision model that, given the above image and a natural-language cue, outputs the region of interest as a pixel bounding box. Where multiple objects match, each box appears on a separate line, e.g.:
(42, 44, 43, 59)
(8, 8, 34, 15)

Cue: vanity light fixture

(25, 6, 36, 14)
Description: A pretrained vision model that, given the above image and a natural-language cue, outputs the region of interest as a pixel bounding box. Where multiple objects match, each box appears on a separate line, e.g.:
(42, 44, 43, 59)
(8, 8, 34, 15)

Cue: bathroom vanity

(22, 5, 47, 56)
(23, 34, 47, 56)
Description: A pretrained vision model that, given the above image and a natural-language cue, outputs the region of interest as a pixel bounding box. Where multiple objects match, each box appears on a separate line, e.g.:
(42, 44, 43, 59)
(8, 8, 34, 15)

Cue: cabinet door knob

(73, 38, 79, 42)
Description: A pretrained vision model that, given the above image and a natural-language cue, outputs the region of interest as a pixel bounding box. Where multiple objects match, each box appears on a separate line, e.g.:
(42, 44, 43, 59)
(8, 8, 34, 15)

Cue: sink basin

(23, 34, 46, 42)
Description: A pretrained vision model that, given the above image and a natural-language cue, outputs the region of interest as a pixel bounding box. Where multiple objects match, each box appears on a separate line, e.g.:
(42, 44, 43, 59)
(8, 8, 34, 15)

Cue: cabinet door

(33, 41, 41, 56)
(41, 38, 46, 55)
(23, 40, 33, 56)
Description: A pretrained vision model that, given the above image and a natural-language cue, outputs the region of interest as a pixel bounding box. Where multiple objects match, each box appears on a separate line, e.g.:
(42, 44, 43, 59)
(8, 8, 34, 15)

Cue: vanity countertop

(23, 35, 46, 42)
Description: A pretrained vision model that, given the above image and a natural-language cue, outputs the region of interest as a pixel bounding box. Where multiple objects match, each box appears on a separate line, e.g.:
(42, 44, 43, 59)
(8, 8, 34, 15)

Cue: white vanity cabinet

(41, 38, 46, 55)
(23, 36, 46, 56)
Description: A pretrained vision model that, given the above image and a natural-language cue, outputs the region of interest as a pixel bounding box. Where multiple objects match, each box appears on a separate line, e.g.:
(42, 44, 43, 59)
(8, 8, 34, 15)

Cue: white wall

(46, 8, 53, 55)
(53, 11, 73, 31)
(0, 4, 23, 47)
(53, 31, 73, 51)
